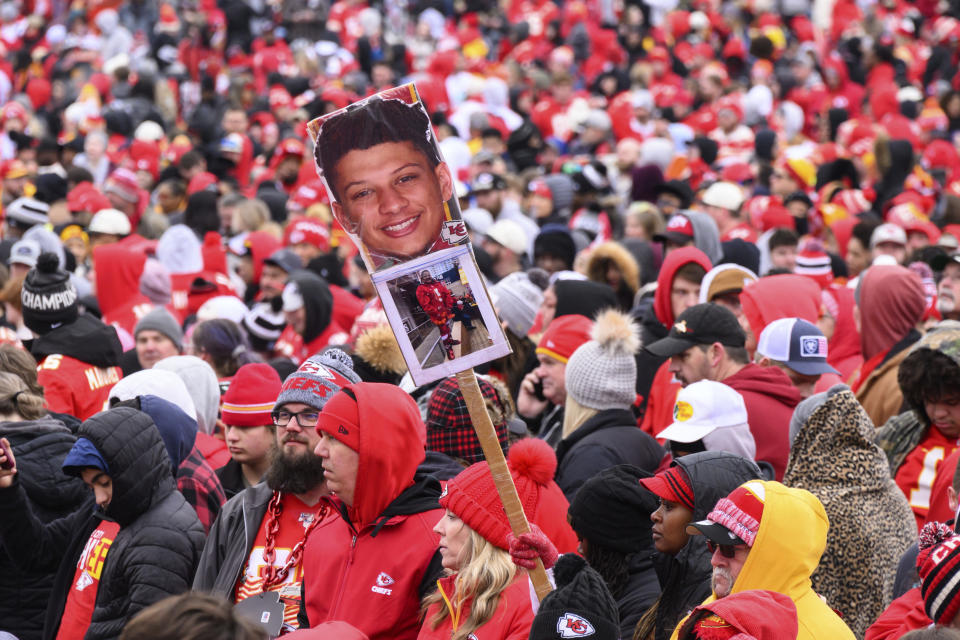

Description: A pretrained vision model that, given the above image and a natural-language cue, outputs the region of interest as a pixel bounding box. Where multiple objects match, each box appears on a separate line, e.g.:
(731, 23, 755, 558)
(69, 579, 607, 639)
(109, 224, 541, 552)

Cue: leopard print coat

(783, 389, 917, 639)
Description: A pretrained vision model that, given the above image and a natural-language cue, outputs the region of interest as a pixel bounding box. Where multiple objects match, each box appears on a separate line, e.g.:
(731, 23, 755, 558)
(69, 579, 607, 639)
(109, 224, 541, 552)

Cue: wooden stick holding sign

(455, 368, 553, 601)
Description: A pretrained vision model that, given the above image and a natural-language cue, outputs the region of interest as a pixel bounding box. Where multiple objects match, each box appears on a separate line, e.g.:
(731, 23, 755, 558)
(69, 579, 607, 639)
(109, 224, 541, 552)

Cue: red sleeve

(926, 448, 960, 526)
(865, 589, 929, 640)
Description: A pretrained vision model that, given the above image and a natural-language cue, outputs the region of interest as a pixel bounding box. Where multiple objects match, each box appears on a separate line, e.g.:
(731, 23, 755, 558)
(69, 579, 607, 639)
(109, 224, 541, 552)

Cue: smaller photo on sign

(373, 246, 511, 385)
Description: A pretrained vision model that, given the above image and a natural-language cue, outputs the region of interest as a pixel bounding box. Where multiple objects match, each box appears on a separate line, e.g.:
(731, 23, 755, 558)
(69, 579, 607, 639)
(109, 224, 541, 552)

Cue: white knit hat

(490, 271, 544, 338)
(565, 309, 639, 411)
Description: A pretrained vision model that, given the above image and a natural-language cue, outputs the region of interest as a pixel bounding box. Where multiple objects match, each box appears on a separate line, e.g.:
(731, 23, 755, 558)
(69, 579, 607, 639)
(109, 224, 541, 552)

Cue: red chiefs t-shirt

(896, 426, 960, 530)
(38, 354, 122, 421)
(56, 521, 121, 640)
(235, 493, 323, 631)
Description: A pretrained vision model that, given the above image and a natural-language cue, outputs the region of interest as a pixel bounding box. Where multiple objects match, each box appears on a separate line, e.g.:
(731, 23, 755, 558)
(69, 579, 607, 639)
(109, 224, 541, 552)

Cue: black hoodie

(29, 313, 123, 368)
(287, 270, 334, 344)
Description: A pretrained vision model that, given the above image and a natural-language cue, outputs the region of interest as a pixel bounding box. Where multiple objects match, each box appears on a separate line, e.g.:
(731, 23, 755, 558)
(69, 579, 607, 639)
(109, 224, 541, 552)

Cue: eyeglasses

(706, 540, 740, 558)
(272, 409, 320, 428)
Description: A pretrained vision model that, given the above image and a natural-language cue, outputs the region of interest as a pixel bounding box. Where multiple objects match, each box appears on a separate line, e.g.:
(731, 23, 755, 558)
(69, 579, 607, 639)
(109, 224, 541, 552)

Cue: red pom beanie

(221, 363, 282, 427)
(440, 438, 559, 550)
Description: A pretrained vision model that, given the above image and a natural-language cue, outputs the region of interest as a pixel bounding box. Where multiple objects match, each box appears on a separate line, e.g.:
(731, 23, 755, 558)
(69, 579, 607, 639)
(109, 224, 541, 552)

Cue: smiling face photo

(329, 140, 454, 261)
(311, 85, 467, 273)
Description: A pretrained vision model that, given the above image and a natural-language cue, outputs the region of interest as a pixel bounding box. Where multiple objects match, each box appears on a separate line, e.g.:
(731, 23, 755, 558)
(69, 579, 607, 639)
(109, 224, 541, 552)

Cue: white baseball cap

(870, 223, 907, 249)
(700, 181, 744, 211)
(485, 219, 528, 256)
(88, 208, 132, 236)
(658, 381, 756, 460)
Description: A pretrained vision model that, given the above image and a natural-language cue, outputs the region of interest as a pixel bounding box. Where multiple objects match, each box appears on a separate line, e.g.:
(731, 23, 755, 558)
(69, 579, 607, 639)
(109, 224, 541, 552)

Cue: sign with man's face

(309, 84, 468, 274)
(309, 84, 510, 385)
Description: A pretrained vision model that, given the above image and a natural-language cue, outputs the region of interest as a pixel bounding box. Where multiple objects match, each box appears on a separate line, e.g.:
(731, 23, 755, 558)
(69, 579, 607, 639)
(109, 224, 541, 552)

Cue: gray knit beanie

(565, 309, 639, 411)
(274, 348, 361, 411)
(490, 271, 545, 338)
(134, 307, 183, 350)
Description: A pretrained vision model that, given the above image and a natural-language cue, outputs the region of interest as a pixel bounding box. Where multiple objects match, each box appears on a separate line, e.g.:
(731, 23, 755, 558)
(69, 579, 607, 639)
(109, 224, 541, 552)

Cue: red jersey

(236, 493, 325, 632)
(895, 425, 960, 529)
(56, 521, 121, 640)
(38, 354, 121, 420)
(273, 322, 348, 365)
(721, 222, 758, 244)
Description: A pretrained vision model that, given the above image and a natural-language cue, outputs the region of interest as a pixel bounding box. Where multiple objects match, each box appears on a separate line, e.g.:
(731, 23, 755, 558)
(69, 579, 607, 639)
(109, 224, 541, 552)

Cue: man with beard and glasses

(193, 349, 361, 634)
(676, 480, 854, 640)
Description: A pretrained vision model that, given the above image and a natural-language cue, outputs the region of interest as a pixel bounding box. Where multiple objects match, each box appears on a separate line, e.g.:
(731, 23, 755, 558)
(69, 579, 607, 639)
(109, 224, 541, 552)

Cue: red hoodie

(93, 244, 147, 317)
(243, 231, 283, 289)
(723, 364, 802, 480)
(740, 275, 822, 349)
(303, 384, 443, 640)
(641, 248, 713, 436)
(865, 588, 930, 640)
(823, 285, 862, 380)
(679, 589, 799, 639)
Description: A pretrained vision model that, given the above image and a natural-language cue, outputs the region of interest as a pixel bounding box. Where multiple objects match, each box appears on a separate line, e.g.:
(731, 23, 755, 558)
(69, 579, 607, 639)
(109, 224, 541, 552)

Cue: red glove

(507, 525, 558, 570)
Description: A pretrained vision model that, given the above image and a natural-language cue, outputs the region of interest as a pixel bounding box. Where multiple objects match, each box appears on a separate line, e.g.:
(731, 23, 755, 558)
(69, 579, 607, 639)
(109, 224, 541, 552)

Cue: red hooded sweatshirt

(740, 274, 822, 349)
(303, 384, 443, 640)
(93, 244, 147, 318)
(243, 231, 283, 292)
(723, 364, 802, 480)
(641, 248, 713, 436)
(678, 589, 799, 639)
(822, 284, 862, 380)
(864, 588, 929, 640)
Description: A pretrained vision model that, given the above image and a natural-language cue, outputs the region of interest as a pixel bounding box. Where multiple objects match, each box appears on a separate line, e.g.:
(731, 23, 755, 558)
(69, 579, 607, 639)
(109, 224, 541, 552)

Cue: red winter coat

(302, 383, 443, 640)
(417, 573, 534, 640)
(722, 364, 801, 480)
(864, 588, 929, 640)
(416, 281, 456, 325)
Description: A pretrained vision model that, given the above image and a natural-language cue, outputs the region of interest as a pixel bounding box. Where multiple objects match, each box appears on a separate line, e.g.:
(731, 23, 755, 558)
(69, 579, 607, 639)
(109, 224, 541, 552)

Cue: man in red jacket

(415, 270, 460, 360)
(646, 303, 801, 480)
(301, 382, 444, 639)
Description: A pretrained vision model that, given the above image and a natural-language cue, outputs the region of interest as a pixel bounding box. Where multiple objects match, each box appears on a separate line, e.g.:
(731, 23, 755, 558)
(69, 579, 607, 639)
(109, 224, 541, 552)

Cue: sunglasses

(706, 540, 739, 558)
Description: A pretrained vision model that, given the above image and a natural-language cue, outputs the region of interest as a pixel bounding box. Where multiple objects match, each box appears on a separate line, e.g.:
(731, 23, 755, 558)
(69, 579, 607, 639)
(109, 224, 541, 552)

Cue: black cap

(654, 179, 694, 208)
(263, 248, 303, 274)
(645, 303, 746, 358)
(685, 518, 746, 546)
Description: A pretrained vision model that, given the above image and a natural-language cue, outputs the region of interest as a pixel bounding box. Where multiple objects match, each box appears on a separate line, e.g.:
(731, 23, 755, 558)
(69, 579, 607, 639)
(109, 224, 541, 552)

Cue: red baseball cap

(639, 466, 695, 511)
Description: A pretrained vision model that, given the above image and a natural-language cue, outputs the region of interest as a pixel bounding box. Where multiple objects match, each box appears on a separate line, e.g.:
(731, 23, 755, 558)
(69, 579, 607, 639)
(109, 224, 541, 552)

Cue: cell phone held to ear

(532, 378, 546, 402)
(0, 439, 14, 471)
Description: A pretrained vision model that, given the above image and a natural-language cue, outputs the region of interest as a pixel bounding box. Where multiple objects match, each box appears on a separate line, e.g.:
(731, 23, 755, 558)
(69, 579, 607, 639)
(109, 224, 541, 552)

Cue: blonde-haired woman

(418, 440, 560, 639)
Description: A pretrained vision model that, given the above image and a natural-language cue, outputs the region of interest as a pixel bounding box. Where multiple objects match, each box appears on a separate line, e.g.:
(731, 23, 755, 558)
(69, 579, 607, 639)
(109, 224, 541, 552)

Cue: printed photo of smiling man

(311, 85, 468, 272)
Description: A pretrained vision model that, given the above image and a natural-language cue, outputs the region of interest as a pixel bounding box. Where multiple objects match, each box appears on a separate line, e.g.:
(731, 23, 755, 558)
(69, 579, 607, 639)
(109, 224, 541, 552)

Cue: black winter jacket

(617, 552, 661, 639)
(0, 407, 205, 640)
(0, 417, 88, 640)
(650, 452, 762, 640)
(555, 408, 666, 501)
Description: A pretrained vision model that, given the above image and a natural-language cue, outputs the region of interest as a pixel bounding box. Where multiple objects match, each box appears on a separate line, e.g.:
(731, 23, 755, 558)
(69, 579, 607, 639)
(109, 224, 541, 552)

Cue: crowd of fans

(2, 0, 960, 638)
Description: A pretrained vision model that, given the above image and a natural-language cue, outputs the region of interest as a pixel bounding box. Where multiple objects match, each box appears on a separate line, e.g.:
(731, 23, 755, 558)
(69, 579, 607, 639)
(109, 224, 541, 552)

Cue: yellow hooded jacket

(670, 481, 855, 640)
